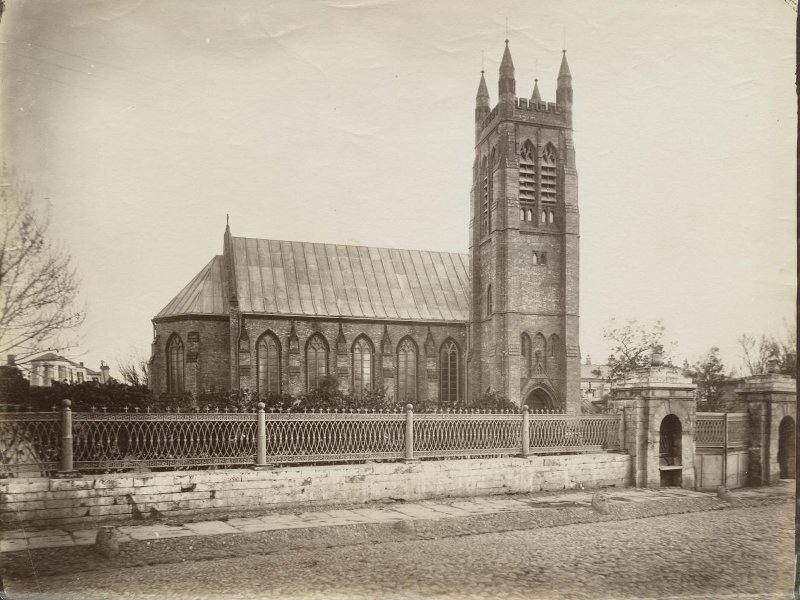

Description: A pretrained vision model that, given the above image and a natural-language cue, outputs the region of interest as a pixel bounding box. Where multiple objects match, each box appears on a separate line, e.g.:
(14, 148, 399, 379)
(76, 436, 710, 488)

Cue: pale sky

(1, 0, 796, 377)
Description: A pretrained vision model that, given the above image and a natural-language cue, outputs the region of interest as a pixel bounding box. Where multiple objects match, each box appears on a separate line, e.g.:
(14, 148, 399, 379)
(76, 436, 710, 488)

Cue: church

(149, 41, 581, 412)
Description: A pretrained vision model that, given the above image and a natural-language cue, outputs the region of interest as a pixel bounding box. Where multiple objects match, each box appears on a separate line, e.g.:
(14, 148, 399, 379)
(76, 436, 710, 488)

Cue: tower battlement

(515, 98, 562, 114)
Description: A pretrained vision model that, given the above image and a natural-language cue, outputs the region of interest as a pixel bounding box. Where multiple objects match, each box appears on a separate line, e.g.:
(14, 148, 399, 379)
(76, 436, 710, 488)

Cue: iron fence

(0, 412, 61, 474)
(696, 412, 749, 449)
(72, 412, 257, 470)
(0, 401, 623, 476)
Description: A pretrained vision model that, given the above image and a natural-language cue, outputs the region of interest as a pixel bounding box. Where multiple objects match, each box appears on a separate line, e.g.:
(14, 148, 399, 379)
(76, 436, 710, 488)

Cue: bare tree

(737, 324, 797, 377)
(603, 319, 675, 382)
(0, 163, 85, 360)
(116, 348, 150, 387)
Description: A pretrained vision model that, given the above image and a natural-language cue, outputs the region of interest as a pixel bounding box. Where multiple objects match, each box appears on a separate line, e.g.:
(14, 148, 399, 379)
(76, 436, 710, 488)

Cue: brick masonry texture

(1, 453, 630, 527)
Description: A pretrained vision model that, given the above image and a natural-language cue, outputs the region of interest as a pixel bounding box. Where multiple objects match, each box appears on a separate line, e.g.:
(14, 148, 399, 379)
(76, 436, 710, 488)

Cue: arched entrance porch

(524, 386, 555, 412)
(659, 414, 682, 487)
(778, 416, 795, 479)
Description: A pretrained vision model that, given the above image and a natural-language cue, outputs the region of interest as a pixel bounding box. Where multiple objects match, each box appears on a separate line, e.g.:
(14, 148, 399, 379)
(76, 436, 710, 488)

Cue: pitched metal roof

(155, 255, 228, 318)
(155, 238, 471, 322)
(231, 238, 470, 322)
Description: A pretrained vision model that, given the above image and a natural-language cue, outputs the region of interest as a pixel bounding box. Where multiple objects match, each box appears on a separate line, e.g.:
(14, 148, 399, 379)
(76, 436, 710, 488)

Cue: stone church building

(150, 42, 581, 412)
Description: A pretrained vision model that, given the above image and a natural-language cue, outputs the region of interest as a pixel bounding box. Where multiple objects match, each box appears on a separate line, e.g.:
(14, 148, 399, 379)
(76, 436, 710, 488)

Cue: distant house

(20, 353, 110, 387)
(581, 356, 610, 404)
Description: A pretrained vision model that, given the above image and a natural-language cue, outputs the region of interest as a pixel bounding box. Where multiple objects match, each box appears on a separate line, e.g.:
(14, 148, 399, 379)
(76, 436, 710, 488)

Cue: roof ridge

(230, 235, 468, 257)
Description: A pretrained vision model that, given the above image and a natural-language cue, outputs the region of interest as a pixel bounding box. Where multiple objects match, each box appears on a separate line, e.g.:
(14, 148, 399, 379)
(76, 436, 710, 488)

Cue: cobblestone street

(6, 503, 795, 599)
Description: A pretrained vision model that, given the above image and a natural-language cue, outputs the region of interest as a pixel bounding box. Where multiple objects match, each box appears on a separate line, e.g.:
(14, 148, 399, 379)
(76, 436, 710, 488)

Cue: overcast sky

(1, 0, 795, 377)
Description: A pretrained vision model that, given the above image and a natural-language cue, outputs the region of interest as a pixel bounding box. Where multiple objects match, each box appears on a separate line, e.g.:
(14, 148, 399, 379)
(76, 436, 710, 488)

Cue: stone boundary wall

(1, 453, 630, 528)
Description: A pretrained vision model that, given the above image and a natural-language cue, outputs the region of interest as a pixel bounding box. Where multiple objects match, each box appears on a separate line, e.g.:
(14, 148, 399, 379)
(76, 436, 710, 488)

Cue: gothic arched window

(439, 339, 460, 405)
(540, 143, 558, 204)
(257, 332, 281, 397)
(520, 333, 532, 378)
(549, 334, 561, 373)
(166, 334, 185, 394)
(397, 337, 417, 403)
(532, 333, 547, 375)
(481, 156, 490, 237)
(352, 336, 373, 398)
(306, 334, 328, 390)
(519, 140, 536, 220)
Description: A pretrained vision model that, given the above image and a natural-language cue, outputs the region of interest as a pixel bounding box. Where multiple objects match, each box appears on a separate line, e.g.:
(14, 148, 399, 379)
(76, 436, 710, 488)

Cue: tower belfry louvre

(150, 40, 580, 412)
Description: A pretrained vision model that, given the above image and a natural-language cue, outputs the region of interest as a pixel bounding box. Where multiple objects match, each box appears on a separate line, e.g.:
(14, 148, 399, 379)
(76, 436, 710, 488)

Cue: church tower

(468, 42, 580, 412)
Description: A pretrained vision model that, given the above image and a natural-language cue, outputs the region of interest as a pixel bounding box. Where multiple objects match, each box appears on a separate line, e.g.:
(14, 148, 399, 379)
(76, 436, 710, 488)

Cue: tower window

(486, 285, 492, 317)
(481, 156, 489, 237)
(549, 210, 554, 224)
(521, 333, 531, 378)
(519, 140, 537, 222)
(533, 251, 547, 266)
(540, 144, 558, 204)
(541, 210, 547, 223)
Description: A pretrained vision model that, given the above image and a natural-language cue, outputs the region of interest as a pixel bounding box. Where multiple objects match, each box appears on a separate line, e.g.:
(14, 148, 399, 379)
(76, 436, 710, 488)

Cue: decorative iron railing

(528, 414, 622, 453)
(696, 412, 749, 449)
(414, 413, 522, 458)
(0, 402, 623, 475)
(264, 412, 406, 463)
(72, 412, 257, 470)
(0, 412, 61, 474)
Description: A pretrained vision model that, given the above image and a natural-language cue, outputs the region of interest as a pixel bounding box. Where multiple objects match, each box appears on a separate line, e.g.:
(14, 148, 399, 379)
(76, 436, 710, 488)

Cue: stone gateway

(150, 42, 581, 411)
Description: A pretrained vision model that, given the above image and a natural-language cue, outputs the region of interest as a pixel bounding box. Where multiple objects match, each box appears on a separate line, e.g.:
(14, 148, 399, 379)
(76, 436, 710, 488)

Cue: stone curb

(3, 492, 790, 581)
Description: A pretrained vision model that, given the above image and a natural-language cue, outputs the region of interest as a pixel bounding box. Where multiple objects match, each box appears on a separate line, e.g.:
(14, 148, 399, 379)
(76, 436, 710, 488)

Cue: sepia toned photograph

(0, 1, 796, 598)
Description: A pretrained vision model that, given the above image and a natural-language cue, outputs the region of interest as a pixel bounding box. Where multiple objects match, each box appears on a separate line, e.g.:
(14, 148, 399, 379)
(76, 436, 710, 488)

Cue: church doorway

(525, 387, 554, 412)
(659, 414, 682, 487)
(778, 416, 795, 479)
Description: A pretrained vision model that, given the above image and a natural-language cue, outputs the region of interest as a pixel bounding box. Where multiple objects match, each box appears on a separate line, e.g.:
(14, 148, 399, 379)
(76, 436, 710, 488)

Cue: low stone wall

(694, 449, 749, 491)
(1, 453, 631, 528)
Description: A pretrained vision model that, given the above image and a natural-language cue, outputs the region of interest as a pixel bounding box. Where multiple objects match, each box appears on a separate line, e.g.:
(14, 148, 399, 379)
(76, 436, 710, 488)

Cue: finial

(226, 213, 229, 226)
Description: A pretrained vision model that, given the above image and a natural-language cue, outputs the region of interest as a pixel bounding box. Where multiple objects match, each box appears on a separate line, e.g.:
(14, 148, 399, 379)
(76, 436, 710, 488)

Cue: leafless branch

(0, 162, 85, 358)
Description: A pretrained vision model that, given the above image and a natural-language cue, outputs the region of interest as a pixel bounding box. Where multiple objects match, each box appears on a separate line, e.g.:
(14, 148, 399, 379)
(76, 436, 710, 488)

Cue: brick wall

(151, 318, 231, 398)
(0, 453, 631, 528)
(238, 318, 466, 402)
(153, 315, 467, 404)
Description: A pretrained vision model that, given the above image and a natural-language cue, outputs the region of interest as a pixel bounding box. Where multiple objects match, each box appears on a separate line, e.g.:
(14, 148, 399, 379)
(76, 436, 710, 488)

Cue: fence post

(54, 399, 80, 478)
(521, 406, 530, 457)
(722, 412, 729, 487)
(404, 403, 416, 462)
(619, 407, 627, 453)
(252, 402, 270, 470)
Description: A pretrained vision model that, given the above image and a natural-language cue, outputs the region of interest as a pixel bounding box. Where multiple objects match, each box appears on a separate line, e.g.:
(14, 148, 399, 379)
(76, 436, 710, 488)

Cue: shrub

(469, 390, 518, 412)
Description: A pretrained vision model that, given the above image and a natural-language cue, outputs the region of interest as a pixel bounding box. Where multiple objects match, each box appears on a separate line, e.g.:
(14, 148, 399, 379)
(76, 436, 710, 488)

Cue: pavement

(1, 483, 793, 555)
(4, 501, 796, 599)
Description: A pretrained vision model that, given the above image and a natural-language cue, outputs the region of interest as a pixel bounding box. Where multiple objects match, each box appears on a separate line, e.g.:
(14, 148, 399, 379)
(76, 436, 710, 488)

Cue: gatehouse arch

(659, 414, 683, 487)
(778, 416, 795, 479)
